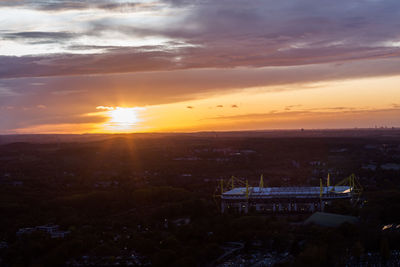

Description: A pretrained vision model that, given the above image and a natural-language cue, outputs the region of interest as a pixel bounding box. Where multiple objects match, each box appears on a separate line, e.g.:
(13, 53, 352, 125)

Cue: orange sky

(137, 75, 400, 132)
(10, 75, 400, 134)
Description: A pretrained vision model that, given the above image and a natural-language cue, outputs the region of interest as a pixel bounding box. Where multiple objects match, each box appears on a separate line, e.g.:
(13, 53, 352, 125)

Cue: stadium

(219, 175, 361, 213)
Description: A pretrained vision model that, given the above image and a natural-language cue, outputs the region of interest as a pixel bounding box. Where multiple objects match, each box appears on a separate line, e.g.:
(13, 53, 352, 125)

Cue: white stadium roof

(222, 186, 352, 199)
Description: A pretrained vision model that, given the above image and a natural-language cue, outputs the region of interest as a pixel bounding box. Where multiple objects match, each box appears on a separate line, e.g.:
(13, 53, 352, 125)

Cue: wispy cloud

(2, 31, 76, 43)
(0, 1, 161, 12)
(0, 86, 19, 96)
(51, 89, 87, 96)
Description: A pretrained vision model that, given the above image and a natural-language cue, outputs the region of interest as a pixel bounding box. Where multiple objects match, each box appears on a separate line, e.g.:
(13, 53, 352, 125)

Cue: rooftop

(222, 186, 352, 199)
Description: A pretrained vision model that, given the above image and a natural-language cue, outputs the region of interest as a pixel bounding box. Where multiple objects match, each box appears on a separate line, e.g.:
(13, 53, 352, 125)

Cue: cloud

(51, 89, 87, 96)
(186, 106, 194, 109)
(392, 103, 400, 108)
(0, 107, 107, 131)
(2, 58, 400, 109)
(231, 104, 238, 108)
(0, 1, 160, 12)
(284, 104, 302, 111)
(216, 105, 223, 108)
(1, 0, 400, 77)
(1, 45, 400, 79)
(96, 106, 115, 111)
(0, 87, 19, 96)
(0, 47, 178, 78)
(2, 31, 76, 44)
(0, 105, 14, 110)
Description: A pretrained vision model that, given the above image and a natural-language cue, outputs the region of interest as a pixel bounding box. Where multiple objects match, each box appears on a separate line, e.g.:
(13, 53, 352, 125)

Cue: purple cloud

(1, 0, 400, 78)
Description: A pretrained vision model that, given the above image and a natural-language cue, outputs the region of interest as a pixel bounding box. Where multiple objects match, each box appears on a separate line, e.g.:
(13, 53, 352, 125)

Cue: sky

(1, 0, 400, 133)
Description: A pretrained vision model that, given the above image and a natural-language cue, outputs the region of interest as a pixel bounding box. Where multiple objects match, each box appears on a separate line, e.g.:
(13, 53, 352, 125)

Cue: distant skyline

(1, 0, 400, 133)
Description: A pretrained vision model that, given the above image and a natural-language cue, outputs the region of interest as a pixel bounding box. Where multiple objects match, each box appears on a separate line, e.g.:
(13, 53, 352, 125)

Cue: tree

(151, 249, 177, 266)
(351, 241, 364, 260)
(380, 238, 390, 263)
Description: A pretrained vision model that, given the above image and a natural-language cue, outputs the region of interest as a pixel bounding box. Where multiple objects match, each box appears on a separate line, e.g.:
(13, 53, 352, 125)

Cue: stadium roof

(222, 186, 352, 198)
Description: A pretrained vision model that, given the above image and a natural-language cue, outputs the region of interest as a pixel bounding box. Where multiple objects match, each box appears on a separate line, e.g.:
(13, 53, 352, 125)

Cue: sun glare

(99, 107, 144, 132)
(110, 107, 139, 124)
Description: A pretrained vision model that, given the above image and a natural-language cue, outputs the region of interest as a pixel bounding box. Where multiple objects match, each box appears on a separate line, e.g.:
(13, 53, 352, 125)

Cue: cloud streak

(0, 1, 160, 12)
(2, 57, 400, 107)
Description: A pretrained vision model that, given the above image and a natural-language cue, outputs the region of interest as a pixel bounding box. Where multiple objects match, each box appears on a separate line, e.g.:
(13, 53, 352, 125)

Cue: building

(36, 224, 59, 233)
(16, 227, 36, 236)
(221, 185, 354, 213)
(0, 241, 8, 249)
(51, 231, 71, 238)
(16, 224, 70, 239)
(219, 174, 362, 214)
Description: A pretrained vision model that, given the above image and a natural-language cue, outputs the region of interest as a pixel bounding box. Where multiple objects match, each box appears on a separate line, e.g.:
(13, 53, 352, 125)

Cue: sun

(93, 106, 146, 132)
(104, 107, 142, 131)
(110, 107, 139, 124)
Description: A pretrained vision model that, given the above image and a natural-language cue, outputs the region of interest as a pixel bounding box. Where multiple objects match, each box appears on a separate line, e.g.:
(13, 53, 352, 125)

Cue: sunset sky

(1, 0, 400, 133)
